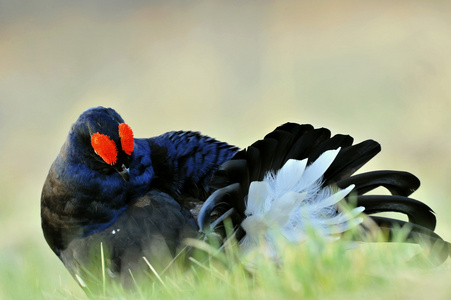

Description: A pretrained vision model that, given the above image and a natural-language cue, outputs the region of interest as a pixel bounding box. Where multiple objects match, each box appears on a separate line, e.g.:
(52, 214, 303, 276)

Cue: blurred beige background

(1, 0, 451, 295)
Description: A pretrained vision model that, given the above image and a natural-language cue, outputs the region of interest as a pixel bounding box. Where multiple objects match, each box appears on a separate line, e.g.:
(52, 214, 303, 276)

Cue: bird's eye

(91, 133, 118, 165)
(118, 123, 134, 155)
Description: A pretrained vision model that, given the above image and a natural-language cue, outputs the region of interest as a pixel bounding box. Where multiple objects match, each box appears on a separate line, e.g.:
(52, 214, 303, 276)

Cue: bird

(41, 106, 450, 292)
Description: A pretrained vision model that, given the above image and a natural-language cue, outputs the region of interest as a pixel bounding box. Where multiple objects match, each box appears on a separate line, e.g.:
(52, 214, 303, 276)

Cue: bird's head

(70, 107, 135, 181)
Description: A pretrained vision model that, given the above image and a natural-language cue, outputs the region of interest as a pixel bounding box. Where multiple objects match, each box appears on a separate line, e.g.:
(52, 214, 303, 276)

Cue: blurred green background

(1, 0, 451, 298)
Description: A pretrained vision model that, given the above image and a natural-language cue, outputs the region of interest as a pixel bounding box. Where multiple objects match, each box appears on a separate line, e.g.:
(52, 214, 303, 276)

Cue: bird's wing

(146, 131, 238, 204)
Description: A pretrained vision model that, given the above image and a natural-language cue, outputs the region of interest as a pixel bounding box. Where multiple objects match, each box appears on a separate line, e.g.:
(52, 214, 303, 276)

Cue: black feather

(337, 170, 420, 196)
(355, 195, 436, 230)
(323, 140, 381, 185)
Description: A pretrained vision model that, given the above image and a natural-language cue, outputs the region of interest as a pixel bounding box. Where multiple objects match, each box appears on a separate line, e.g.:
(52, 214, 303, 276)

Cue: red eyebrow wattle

(119, 123, 134, 155)
(91, 133, 118, 165)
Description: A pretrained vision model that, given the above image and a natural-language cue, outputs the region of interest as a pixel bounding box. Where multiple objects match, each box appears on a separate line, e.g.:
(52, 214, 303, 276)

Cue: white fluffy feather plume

(240, 148, 364, 256)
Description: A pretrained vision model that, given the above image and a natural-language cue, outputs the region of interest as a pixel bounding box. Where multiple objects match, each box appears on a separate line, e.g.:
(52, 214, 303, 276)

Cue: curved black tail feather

(336, 170, 420, 197)
(355, 195, 436, 230)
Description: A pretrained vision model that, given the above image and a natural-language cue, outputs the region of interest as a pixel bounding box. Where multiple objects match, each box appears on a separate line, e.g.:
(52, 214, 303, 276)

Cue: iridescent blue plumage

(41, 106, 449, 292)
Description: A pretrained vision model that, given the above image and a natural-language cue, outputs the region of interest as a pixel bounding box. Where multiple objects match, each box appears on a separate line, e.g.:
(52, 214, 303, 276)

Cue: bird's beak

(118, 164, 130, 182)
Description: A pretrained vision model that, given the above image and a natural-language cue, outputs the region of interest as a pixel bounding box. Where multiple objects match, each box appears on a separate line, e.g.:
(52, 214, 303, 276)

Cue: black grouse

(41, 106, 450, 291)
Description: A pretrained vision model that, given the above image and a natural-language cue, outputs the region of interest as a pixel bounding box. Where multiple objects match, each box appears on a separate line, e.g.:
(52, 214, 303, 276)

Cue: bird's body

(41, 107, 449, 291)
(41, 107, 237, 287)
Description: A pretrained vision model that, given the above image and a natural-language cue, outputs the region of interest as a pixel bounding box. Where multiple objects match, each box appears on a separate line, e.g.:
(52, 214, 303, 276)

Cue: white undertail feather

(240, 148, 364, 257)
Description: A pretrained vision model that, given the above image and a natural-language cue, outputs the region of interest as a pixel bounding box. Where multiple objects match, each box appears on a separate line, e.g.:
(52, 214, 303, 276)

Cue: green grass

(3, 225, 450, 300)
(2, 2, 451, 299)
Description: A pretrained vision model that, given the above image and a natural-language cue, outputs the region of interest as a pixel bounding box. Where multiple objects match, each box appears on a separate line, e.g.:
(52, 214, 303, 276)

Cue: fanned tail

(198, 123, 449, 265)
